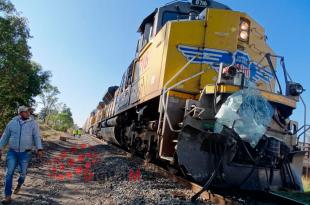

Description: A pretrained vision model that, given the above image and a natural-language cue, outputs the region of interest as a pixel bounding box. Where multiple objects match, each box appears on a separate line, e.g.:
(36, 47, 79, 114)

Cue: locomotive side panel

(163, 20, 205, 94)
(130, 25, 169, 106)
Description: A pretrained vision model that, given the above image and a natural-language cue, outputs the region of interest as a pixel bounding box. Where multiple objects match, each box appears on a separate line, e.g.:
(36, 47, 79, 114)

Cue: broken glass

(214, 87, 274, 147)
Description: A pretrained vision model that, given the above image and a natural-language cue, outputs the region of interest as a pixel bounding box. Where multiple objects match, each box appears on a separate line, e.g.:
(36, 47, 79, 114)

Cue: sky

(11, 0, 310, 138)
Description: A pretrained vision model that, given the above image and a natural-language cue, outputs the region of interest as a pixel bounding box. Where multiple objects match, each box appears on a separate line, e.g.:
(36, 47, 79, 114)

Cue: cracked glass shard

(214, 87, 274, 147)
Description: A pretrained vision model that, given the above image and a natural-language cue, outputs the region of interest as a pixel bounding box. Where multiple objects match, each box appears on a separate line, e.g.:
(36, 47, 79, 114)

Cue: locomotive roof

(138, 0, 231, 33)
(102, 86, 119, 104)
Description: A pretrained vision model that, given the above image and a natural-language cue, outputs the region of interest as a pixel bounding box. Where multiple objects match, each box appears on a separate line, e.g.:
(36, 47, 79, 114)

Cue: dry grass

(39, 124, 63, 139)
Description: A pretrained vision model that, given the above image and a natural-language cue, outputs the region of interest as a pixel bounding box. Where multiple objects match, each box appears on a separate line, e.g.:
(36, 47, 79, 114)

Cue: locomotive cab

(136, 1, 230, 55)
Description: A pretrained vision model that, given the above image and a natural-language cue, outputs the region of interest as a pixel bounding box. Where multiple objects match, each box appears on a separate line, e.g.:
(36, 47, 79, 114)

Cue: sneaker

(1, 196, 12, 204)
(13, 184, 21, 194)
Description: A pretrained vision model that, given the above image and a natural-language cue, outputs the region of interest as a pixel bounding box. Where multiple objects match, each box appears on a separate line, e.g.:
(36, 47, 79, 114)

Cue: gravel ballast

(0, 135, 211, 205)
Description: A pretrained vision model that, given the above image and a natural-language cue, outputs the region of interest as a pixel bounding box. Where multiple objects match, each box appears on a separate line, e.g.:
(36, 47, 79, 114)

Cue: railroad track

(85, 134, 307, 205)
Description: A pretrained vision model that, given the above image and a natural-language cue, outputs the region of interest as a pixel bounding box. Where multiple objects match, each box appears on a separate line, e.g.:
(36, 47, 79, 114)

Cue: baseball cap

(18, 106, 29, 113)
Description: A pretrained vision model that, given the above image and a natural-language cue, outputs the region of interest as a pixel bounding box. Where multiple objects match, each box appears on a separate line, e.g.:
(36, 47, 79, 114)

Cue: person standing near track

(72, 129, 76, 137)
(77, 129, 82, 137)
(0, 106, 44, 204)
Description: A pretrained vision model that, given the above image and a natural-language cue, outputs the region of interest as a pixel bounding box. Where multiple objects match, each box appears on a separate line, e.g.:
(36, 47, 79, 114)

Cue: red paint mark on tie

(61, 151, 67, 158)
(68, 158, 75, 167)
(78, 154, 85, 163)
(56, 174, 64, 181)
(83, 169, 94, 182)
(85, 161, 91, 169)
(70, 147, 77, 153)
(85, 152, 91, 159)
(75, 166, 83, 175)
(66, 172, 73, 180)
(59, 163, 65, 170)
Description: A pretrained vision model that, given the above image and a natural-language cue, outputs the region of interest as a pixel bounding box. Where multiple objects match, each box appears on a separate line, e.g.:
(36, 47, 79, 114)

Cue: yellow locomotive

(85, 0, 306, 192)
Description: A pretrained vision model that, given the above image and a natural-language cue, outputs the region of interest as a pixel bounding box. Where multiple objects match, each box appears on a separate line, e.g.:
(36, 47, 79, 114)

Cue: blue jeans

(4, 149, 32, 197)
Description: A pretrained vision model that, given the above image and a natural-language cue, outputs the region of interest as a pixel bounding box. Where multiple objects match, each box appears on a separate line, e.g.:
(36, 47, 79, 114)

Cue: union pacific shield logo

(178, 45, 273, 83)
(233, 50, 251, 78)
(249, 62, 273, 83)
(177, 45, 233, 69)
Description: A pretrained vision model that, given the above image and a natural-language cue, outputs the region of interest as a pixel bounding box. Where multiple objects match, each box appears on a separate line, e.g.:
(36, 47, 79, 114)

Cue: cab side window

(136, 19, 154, 53)
(125, 62, 134, 89)
(133, 61, 140, 83)
(142, 23, 153, 46)
(162, 11, 188, 26)
(120, 73, 126, 92)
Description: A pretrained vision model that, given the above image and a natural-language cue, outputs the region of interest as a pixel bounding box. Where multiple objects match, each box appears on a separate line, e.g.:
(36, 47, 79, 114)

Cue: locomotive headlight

(288, 82, 305, 96)
(240, 31, 249, 41)
(239, 19, 250, 42)
(240, 21, 249, 31)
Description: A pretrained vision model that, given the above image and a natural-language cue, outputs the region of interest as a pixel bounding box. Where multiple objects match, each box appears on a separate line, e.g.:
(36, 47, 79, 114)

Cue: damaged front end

(176, 61, 305, 192)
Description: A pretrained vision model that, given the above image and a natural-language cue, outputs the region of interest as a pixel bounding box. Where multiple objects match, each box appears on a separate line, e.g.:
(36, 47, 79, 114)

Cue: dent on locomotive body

(84, 0, 306, 192)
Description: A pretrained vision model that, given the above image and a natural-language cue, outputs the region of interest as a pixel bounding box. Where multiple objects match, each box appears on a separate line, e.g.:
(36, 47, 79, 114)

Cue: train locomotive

(84, 0, 306, 192)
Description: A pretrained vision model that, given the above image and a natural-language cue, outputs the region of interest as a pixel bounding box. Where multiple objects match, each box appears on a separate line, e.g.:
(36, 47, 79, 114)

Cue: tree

(0, 0, 50, 131)
(38, 84, 60, 123)
(48, 104, 74, 132)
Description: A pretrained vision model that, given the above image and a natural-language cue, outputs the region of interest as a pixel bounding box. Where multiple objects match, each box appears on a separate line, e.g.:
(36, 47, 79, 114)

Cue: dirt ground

(0, 135, 210, 205)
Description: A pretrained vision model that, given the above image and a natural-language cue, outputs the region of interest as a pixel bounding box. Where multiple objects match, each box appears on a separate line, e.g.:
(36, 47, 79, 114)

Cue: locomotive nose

(176, 87, 304, 191)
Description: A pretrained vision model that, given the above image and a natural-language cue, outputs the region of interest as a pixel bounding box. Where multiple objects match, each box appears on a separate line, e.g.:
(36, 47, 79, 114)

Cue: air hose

(191, 157, 223, 202)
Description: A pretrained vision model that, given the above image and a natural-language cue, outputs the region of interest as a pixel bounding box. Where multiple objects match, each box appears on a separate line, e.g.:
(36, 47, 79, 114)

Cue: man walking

(0, 106, 43, 204)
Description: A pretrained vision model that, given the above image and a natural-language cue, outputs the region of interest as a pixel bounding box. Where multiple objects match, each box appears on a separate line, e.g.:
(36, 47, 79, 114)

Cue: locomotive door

(130, 61, 144, 105)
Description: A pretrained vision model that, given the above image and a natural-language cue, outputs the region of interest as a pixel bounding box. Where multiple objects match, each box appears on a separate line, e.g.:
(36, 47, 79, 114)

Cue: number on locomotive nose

(192, 0, 208, 7)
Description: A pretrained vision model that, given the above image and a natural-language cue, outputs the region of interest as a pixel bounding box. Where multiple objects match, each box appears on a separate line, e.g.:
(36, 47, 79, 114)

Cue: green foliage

(38, 83, 74, 132)
(0, 0, 15, 14)
(38, 84, 60, 123)
(48, 105, 74, 132)
(0, 0, 50, 131)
